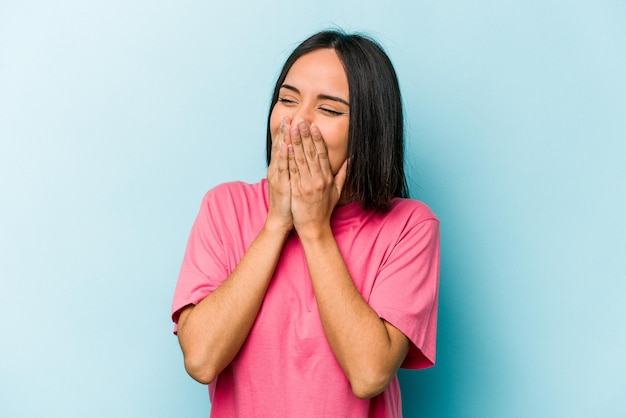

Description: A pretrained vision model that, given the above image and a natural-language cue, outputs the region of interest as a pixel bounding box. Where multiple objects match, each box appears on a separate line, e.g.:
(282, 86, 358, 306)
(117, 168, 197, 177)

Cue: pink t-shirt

(172, 180, 440, 417)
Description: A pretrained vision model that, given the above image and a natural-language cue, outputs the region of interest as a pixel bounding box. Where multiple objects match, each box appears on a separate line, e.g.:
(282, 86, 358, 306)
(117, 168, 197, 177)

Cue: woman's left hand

(288, 120, 348, 239)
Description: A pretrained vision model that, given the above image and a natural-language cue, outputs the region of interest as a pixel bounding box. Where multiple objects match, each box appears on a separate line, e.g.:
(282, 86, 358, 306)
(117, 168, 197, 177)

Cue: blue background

(1, 1, 624, 417)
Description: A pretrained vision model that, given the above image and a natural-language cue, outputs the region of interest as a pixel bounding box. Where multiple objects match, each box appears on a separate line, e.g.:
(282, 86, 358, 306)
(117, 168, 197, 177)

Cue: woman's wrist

(295, 222, 334, 244)
(262, 218, 293, 239)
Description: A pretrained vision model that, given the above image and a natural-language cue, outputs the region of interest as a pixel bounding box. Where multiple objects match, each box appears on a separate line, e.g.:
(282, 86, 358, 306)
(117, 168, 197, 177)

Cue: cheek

(269, 105, 283, 137)
(321, 123, 349, 172)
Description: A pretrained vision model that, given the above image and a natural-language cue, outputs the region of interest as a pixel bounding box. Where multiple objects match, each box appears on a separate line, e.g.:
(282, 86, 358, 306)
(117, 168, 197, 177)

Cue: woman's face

(270, 48, 350, 174)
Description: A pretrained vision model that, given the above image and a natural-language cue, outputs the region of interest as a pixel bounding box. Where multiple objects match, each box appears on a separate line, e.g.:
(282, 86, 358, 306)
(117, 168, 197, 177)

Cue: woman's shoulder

(386, 197, 439, 224)
(195, 179, 269, 227)
(373, 198, 439, 248)
(203, 179, 268, 202)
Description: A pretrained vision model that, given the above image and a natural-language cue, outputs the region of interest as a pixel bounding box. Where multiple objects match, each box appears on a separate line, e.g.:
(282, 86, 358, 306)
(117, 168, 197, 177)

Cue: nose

(290, 104, 314, 126)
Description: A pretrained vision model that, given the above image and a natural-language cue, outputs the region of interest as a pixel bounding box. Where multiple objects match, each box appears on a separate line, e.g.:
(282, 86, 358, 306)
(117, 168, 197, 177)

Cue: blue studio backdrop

(1, 1, 624, 417)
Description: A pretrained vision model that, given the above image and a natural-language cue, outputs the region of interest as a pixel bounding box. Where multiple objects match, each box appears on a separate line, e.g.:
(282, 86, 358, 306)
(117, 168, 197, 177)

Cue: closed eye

(278, 97, 297, 105)
(320, 107, 344, 116)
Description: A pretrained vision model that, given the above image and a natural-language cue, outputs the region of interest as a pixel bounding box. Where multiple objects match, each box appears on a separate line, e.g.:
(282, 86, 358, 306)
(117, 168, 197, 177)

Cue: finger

(298, 120, 322, 176)
(270, 118, 294, 170)
(272, 117, 293, 151)
(282, 116, 292, 145)
(272, 118, 285, 149)
(290, 123, 310, 176)
(310, 123, 331, 177)
(288, 144, 301, 194)
(279, 120, 293, 182)
(269, 118, 285, 172)
(278, 142, 290, 181)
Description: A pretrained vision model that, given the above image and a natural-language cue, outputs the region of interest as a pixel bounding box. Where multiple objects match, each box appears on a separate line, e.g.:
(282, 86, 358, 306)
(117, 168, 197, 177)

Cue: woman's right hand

(179, 121, 296, 383)
(265, 117, 293, 234)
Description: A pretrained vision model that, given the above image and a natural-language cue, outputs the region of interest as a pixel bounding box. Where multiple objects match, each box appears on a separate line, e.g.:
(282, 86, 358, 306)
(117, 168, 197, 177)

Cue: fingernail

(310, 123, 319, 135)
(291, 126, 299, 137)
(280, 118, 285, 129)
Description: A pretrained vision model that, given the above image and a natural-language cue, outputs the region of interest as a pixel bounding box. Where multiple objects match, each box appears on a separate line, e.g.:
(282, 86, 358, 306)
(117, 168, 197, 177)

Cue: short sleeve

(171, 191, 229, 333)
(369, 215, 440, 369)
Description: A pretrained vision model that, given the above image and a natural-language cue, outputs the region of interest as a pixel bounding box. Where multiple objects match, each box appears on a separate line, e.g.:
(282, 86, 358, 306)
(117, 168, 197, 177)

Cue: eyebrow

(280, 84, 350, 107)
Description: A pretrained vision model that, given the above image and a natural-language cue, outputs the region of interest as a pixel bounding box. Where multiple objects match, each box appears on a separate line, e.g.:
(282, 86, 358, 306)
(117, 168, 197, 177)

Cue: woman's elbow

(183, 352, 218, 385)
(349, 370, 394, 399)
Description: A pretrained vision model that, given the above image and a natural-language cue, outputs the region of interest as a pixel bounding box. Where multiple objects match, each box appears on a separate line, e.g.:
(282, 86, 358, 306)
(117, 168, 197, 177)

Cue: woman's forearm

(176, 225, 290, 384)
(299, 227, 409, 399)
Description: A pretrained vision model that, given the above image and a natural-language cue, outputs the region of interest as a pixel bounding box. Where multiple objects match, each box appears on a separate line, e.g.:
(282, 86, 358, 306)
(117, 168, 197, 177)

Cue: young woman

(172, 30, 440, 417)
